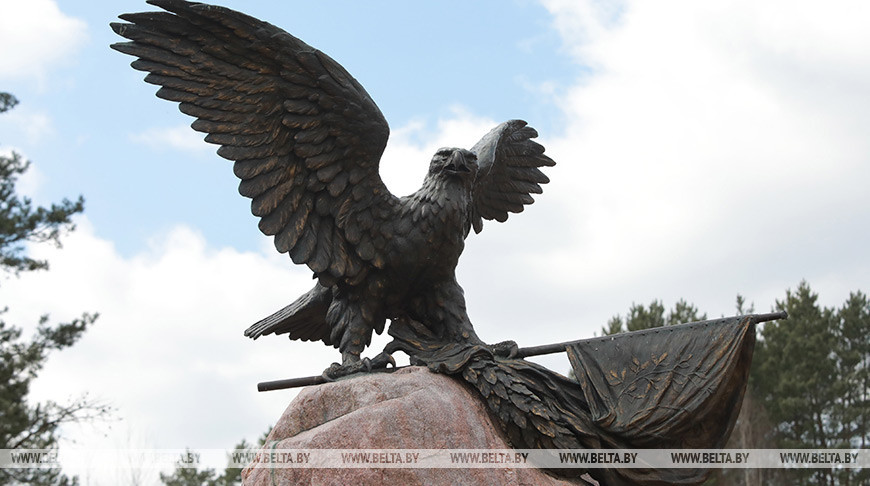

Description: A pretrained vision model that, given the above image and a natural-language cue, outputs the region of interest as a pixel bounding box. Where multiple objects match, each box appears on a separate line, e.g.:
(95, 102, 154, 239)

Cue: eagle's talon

(320, 351, 397, 381)
(322, 361, 362, 380)
(321, 362, 342, 382)
(371, 351, 396, 369)
(489, 340, 519, 359)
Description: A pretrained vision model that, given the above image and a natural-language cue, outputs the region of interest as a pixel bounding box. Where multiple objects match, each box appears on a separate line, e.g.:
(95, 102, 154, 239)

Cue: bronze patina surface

(112, 0, 553, 379)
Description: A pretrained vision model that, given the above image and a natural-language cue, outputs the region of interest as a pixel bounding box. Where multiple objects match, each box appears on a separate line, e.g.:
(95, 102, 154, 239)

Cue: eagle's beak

(444, 152, 471, 174)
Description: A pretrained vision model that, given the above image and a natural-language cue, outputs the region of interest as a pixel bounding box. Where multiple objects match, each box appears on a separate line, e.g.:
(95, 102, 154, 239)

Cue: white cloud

(0, 218, 332, 456)
(529, 0, 870, 320)
(130, 125, 216, 156)
(0, 0, 88, 81)
(21, 112, 54, 143)
(0, 108, 55, 144)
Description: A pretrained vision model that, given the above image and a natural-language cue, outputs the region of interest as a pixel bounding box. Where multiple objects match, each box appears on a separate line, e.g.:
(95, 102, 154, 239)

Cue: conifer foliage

(0, 92, 106, 486)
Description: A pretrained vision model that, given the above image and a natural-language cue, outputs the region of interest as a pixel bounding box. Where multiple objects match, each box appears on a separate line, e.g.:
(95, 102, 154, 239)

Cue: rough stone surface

(241, 366, 585, 485)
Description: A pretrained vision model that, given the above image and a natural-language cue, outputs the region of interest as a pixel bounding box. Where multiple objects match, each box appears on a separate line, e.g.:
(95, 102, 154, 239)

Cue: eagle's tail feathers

(244, 284, 333, 345)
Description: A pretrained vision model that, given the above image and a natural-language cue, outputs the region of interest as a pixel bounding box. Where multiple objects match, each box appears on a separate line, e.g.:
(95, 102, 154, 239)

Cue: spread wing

(111, 0, 395, 286)
(469, 120, 555, 233)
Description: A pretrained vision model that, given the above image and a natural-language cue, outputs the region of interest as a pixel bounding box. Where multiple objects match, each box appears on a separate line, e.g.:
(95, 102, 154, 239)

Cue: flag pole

(257, 311, 787, 392)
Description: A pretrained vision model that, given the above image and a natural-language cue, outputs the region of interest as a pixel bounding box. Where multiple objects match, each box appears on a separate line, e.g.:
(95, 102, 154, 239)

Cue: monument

(112, 2, 786, 484)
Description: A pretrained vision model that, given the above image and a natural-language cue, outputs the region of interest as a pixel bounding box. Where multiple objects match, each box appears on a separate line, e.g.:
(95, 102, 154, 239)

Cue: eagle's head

(428, 148, 478, 186)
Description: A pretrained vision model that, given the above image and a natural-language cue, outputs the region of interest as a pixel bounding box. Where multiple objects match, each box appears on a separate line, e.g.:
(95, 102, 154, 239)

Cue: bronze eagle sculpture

(112, 0, 555, 378)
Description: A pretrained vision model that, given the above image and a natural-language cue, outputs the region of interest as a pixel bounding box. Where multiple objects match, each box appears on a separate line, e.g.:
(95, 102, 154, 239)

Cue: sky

(1, 0, 869, 483)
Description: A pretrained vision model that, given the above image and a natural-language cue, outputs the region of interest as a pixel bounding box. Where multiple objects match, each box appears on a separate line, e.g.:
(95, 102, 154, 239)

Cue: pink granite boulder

(241, 366, 588, 485)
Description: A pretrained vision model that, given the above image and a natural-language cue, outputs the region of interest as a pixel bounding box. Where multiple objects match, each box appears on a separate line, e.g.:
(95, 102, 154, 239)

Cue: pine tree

(707, 295, 785, 486)
(0, 92, 106, 486)
(0, 95, 84, 276)
(834, 291, 870, 447)
(666, 299, 705, 326)
(832, 292, 870, 485)
(754, 281, 838, 485)
(602, 299, 705, 335)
